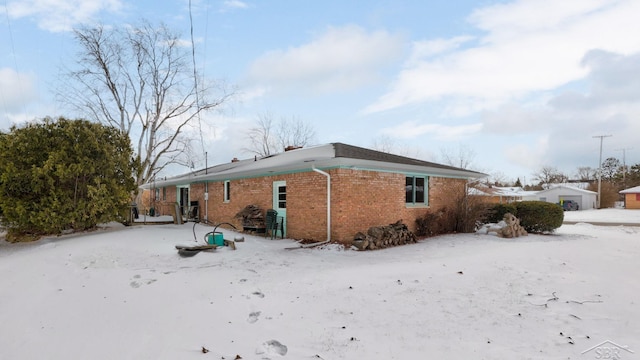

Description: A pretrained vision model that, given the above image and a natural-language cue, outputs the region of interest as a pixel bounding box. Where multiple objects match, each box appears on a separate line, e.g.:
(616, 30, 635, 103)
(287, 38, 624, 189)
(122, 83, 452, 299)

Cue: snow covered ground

(563, 208, 640, 224)
(1, 209, 639, 359)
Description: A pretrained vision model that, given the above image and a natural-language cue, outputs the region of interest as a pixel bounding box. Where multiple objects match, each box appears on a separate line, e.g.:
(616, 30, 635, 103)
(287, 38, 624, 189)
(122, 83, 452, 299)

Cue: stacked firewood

(234, 204, 265, 228)
(352, 220, 417, 250)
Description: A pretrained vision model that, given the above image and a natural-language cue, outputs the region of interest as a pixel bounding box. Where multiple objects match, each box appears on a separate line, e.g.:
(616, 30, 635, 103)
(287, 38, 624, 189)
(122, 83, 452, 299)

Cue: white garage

(533, 185, 598, 210)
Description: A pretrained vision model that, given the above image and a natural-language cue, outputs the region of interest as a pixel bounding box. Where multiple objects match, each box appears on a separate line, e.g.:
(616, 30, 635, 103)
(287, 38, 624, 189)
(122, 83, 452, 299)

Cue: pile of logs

(352, 220, 417, 250)
(234, 204, 265, 228)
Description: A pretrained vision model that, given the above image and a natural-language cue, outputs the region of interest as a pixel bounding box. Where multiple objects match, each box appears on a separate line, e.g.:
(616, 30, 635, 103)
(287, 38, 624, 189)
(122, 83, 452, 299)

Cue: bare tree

(276, 116, 316, 150)
(60, 21, 232, 186)
(576, 166, 596, 181)
(440, 144, 477, 170)
(246, 113, 278, 157)
(485, 171, 508, 186)
(532, 166, 568, 186)
(245, 113, 316, 157)
(371, 135, 398, 154)
(370, 136, 428, 160)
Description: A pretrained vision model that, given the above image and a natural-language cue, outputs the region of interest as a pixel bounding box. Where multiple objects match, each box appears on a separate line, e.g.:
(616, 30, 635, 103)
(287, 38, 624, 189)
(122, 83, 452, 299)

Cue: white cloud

(380, 120, 482, 141)
(505, 135, 549, 171)
(481, 102, 550, 135)
(405, 36, 473, 66)
(364, 0, 640, 115)
(237, 86, 268, 103)
(578, 50, 640, 105)
(491, 49, 640, 172)
(247, 25, 403, 95)
(6, 0, 123, 32)
(468, 0, 610, 39)
(221, 0, 248, 11)
(173, 37, 204, 48)
(0, 68, 38, 128)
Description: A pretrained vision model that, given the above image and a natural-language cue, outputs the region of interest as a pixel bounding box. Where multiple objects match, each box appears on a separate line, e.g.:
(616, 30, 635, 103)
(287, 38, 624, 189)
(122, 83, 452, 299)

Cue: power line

(615, 147, 633, 183)
(188, 0, 206, 159)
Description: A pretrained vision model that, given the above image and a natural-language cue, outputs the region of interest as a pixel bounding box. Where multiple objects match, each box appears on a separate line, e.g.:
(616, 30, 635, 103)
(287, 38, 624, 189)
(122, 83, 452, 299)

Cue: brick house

(140, 143, 486, 243)
(620, 185, 640, 209)
(468, 185, 533, 204)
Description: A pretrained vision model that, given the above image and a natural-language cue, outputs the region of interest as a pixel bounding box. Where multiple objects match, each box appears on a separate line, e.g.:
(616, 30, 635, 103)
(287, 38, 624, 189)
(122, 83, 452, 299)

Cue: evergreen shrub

(486, 203, 518, 224)
(515, 201, 564, 233)
(0, 117, 136, 241)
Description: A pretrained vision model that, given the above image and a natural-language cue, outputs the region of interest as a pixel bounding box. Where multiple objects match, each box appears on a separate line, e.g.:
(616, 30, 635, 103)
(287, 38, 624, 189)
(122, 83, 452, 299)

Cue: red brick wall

(331, 169, 404, 241)
(202, 176, 283, 227)
(284, 172, 329, 240)
(139, 186, 177, 216)
(329, 170, 467, 242)
(191, 169, 468, 244)
(198, 172, 327, 239)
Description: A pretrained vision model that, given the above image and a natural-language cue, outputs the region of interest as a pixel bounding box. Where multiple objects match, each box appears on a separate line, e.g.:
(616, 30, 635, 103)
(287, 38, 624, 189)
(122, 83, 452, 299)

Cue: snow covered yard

(1, 210, 639, 359)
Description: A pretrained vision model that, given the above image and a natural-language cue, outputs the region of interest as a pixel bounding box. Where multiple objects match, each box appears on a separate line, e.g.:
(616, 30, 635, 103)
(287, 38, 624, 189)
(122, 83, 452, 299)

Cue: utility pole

(593, 135, 612, 208)
(614, 147, 633, 185)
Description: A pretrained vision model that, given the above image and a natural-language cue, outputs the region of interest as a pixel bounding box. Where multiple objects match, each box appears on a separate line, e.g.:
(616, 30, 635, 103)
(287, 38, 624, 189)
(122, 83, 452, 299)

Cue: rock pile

(352, 220, 417, 250)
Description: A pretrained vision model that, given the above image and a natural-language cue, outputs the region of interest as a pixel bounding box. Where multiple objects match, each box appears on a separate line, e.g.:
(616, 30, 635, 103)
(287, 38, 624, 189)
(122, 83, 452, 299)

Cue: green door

(273, 181, 286, 237)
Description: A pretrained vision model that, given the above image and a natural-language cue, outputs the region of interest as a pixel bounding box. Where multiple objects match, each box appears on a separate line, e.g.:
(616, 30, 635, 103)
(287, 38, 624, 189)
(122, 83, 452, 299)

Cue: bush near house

(486, 203, 518, 224)
(514, 201, 564, 233)
(415, 208, 450, 237)
(0, 117, 137, 242)
(587, 181, 619, 208)
(416, 187, 492, 237)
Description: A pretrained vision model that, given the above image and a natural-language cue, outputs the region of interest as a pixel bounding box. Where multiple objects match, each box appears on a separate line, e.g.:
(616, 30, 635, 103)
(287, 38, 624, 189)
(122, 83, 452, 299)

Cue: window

(224, 180, 231, 202)
(162, 187, 166, 201)
(277, 185, 286, 208)
(154, 188, 160, 201)
(405, 176, 427, 205)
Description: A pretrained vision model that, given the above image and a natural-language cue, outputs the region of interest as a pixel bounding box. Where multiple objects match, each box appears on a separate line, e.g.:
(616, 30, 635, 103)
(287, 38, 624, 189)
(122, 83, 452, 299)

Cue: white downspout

(204, 182, 209, 223)
(311, 165, 331, 245)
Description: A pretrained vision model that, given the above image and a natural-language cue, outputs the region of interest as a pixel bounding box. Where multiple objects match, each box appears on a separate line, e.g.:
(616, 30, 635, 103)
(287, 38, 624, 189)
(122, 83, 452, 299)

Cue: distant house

(140, 143, 486, 243)
(531, 185, 597, 210)
(619, 185, 640, 209)
(469, 185, 537, 204)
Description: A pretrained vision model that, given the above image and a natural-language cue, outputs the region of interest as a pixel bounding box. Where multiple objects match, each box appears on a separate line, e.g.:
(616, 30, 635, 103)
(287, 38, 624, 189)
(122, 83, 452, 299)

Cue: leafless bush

(416, 183, 491, 237)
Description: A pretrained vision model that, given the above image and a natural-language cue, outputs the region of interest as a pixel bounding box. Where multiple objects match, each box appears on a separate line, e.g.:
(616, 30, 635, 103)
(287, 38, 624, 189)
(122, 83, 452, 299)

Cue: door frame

(177, 185, 189, 216)
(273, 181, 286, 237)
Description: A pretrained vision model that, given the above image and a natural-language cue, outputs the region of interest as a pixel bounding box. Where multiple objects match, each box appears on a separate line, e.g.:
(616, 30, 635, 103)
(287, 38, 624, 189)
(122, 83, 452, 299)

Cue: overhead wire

(188, 0, 207, 163)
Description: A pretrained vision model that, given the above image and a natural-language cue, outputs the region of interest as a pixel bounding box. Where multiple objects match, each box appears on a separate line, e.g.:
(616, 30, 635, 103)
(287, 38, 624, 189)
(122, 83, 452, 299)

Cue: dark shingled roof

(141, 142, 487, 189)
(332, 142, 479, 174)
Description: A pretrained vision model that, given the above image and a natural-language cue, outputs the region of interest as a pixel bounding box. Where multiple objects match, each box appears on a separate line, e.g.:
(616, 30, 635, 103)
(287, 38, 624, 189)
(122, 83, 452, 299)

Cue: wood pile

(234, 204, 265, 228)
(352, 220, 417, 250)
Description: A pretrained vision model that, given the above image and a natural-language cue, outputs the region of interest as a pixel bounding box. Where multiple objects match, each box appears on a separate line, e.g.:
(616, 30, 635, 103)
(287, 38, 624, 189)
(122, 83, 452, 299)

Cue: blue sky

(2, 0, 639, 184)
